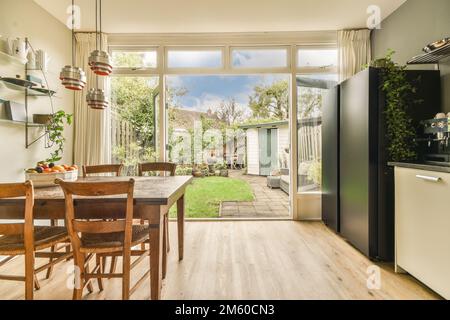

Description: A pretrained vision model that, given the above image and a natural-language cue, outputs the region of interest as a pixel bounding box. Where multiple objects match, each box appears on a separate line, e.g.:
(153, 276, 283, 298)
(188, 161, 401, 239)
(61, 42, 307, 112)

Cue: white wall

(372, 0, 450, 113)
(0, 0, 73, 182)
(246, 128, 259, 175)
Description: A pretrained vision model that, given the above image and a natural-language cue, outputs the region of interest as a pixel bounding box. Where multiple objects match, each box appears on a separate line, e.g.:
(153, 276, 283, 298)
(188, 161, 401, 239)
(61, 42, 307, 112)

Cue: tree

(111, 52, 157, 148)
(112, 77, 157, 147)
(216, 98, 244, 126)
(297, 87, 323, 119)
(249, 80, 289, 120)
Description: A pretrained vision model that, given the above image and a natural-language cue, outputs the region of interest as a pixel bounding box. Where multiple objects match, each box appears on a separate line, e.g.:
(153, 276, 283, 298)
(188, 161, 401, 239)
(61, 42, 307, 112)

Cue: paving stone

(221, 170, 290, 218)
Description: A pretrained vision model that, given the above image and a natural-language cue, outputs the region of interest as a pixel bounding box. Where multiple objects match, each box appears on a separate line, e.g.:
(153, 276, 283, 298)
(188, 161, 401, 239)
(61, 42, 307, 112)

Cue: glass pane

(111, 76, 159, 176)
(297, 49, 337, 68)
(297, 74, 338, 193)
(111, 51, 157, 69)
(167, 50, 222, 68)
(232, 49, 288, 68)
(165, 74, 290, 219)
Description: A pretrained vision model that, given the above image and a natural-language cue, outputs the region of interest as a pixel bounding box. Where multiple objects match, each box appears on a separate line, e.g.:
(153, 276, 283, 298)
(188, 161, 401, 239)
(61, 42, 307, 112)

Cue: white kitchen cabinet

(395, 166, 450, 299)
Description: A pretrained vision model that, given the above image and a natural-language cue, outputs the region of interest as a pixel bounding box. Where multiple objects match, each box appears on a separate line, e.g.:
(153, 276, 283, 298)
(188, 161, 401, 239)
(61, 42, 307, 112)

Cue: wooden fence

(297, 117, 322, 163)
(111, 109, 137, 163)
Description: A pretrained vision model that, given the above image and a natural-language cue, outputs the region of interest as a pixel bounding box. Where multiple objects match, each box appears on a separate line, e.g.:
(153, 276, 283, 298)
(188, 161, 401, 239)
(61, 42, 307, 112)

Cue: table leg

(149, 206, 164, 300)
(162, 213, 167, 279)
(177, 195, 185, 261)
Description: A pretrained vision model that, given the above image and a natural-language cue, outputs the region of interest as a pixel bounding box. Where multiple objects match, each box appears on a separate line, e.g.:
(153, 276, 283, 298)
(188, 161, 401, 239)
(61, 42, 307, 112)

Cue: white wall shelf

(0, 79, 58, 98)
(0, 50, 27, 66)
(0, 118, 45, 128)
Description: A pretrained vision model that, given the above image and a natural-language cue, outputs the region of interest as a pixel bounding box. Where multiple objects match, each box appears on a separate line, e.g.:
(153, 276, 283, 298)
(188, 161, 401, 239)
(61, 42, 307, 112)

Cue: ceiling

(34, 0, 407, 34)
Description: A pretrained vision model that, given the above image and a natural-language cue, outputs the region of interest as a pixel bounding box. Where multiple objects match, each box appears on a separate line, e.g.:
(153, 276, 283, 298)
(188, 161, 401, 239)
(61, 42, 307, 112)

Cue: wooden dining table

(0, 175, 193, 300)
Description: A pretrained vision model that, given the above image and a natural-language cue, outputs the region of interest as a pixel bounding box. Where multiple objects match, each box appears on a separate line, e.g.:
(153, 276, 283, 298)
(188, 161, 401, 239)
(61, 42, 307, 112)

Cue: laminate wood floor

(0, 221, 440, 300)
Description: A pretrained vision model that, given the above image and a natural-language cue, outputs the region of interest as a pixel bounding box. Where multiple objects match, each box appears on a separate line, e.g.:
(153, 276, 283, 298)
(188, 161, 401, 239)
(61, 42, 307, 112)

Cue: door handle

(415, 174, 442, 182)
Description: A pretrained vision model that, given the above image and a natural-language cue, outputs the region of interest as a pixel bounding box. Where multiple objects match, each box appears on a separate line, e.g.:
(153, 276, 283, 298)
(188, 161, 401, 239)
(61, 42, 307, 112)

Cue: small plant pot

(33, 114, 53, 125)
(193, 170, 203, 178)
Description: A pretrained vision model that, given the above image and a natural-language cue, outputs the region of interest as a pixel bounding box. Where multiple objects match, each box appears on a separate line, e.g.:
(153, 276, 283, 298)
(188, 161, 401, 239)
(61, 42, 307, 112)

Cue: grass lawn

(169, 176, 254, 218)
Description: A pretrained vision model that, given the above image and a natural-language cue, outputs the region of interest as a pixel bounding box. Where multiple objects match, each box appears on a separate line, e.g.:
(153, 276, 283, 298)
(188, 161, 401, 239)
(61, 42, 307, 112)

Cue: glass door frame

(109, 32, 337, 220)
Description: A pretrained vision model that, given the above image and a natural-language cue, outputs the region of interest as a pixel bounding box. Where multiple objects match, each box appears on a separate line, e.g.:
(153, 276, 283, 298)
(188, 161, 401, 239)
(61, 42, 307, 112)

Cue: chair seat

(81, 225, 151, 252)
(0, 226, 69, 255)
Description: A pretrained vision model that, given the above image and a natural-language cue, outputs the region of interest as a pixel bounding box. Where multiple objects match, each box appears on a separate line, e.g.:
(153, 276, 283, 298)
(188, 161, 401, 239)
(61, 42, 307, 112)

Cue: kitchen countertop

(388, 162, 450, 173)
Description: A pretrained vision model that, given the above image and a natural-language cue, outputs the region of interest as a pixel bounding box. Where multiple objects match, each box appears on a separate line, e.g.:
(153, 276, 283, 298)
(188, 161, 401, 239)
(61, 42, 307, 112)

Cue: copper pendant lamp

(59, 0, 86, 91)
(88, 0, 112, 76)
(87, 0, 109, 109)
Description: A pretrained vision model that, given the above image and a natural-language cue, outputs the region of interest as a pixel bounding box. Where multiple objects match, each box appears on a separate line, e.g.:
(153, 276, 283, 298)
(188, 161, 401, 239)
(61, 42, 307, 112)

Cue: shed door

(259, 128, 278, 176)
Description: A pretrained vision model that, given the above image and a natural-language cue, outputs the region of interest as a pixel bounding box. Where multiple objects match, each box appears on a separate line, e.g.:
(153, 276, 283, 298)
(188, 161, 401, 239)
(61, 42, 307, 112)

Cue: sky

(166, 74, 290, 115)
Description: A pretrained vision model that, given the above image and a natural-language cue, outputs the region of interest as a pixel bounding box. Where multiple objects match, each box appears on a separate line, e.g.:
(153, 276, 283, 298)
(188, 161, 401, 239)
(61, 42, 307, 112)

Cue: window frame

(296, 45, 338, 75)
(164, 46, 225, 74)
(108, 33, 338, 221)
(109, 45, 160, 75)
(229, 45, 291, 73)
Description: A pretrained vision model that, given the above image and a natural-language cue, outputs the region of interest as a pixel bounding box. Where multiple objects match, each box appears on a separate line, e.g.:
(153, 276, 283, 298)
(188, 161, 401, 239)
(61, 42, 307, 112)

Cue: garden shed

(239, 120, 289, 176)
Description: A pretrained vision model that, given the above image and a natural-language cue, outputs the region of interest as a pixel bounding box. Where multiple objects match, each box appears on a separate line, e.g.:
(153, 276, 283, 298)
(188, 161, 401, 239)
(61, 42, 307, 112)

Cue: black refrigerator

(322, 85, 340, 233)
(322, 67, 441, 261)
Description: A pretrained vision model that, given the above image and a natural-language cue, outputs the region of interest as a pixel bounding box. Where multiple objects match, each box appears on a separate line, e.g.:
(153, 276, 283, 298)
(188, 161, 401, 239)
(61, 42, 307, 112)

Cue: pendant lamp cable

(100, 0, 103, 51)
(97, 0, 100, 88)
(72, 0, 75, 65)
(95, 0, 98, 51)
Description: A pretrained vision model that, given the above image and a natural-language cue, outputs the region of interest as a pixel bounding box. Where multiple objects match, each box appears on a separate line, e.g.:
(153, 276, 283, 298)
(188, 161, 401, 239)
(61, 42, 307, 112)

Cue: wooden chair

(82, 163, 123, 275)
(0, 181, 72, 300)
(138, 162, 176, 177)
(57, 178, 150, 300)
(138, 162, 176, 270)
(82, 164, 123, 178)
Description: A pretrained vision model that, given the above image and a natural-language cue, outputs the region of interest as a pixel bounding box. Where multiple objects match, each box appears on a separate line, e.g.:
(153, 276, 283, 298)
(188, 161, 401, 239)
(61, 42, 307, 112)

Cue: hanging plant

(45, 110, 73, 163)
(367, 50, 421, 162)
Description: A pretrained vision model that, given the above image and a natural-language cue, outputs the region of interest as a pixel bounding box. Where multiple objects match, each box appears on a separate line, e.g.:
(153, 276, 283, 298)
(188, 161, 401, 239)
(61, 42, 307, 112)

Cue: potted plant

(214, 161, 229, 177)
(192, 164, 203, 177)
(45, 110, 73, 163)
(366, 50, 420, 162)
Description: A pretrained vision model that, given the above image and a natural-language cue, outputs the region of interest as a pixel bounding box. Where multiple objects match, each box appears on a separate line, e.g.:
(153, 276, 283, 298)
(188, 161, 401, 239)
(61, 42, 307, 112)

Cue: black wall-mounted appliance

(322, 67, 441, 261)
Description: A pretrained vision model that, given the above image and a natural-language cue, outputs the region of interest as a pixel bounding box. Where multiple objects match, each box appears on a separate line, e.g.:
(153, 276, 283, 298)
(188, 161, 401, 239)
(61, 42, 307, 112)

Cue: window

(231, 48, 288, 68)
(296, 73, 338, 193)
(111, 50, 157, 69)
(167, 49, 223, 69)
(297, 48, 337, 70)
(111, 76, 159, 175)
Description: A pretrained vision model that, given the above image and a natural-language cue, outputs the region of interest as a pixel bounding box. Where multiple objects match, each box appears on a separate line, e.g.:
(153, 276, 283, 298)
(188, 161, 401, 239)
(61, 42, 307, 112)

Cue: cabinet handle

(415, 174, 442, 182)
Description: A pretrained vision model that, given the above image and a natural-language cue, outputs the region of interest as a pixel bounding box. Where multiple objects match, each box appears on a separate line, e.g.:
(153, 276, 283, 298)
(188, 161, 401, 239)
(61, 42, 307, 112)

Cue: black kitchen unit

(322, 67, 441, 261)
(322, 85, 340, 233)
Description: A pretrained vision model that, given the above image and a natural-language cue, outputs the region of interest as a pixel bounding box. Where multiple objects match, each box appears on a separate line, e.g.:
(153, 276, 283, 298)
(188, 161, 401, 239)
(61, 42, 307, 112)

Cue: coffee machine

(421, 116, 450, 166)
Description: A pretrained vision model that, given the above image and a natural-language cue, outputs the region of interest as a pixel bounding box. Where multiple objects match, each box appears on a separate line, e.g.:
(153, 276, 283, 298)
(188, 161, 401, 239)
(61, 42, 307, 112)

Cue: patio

(220, 170, 290, 218)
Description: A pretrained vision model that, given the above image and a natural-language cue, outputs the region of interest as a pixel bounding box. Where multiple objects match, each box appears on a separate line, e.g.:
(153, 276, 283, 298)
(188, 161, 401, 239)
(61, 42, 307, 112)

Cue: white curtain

(338, 29, 372, 82)
(73, 33, 111, 166)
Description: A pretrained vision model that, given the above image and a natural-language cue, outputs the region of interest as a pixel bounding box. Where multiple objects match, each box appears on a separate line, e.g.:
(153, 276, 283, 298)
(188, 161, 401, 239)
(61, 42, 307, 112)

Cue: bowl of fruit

(25, 162, 78, 187)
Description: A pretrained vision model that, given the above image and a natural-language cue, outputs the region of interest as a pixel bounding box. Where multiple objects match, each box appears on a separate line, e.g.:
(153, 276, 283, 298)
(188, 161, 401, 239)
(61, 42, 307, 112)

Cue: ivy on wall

(367, 50, 420, 162)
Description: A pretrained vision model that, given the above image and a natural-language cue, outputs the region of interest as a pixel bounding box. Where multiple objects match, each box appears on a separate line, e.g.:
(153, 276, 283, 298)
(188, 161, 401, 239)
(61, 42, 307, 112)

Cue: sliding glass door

(109, 39, 338, 220)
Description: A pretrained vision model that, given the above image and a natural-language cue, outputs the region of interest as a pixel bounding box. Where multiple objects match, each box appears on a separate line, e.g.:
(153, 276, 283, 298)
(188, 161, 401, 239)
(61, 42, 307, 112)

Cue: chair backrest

(138, 162, 176, 177)
(56, 179, 135, 251)
(0, 181, 34, 249)
(82, 164, 123, 178)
